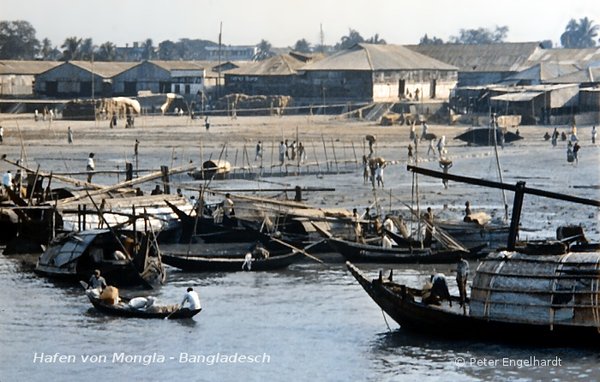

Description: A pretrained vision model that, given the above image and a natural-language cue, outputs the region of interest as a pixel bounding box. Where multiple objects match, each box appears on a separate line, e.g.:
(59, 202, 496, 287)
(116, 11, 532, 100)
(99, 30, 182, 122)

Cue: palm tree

(41, 38, 53, 60)
(97, 42, 116, 61)
(79, 38, 94, 61)
(561, 17, 598, 48)
(61, 36, 82, 61)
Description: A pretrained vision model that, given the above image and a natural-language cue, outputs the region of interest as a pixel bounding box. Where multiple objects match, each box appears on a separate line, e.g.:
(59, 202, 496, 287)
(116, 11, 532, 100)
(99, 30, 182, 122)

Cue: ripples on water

(1, 253, 599, 382)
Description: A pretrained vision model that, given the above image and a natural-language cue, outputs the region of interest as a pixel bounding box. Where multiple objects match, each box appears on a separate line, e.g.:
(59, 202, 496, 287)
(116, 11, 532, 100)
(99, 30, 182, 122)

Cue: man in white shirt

(181, 287, 201, 311)
(86, 153, 95, 183)
(2, 170, 13, 189)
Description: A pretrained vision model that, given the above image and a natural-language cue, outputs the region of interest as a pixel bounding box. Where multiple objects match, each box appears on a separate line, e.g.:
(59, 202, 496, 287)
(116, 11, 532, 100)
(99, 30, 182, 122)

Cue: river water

(1, 252, 599, 382)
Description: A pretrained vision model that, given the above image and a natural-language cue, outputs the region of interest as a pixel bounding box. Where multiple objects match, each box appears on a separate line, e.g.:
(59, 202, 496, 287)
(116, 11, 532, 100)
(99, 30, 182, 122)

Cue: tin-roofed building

(297, 43, 458, 103)
(409, 42, 543, 86)
(224, 53, 314, 95)
(34, 61, 136, 97)
(0, 60, 60, 96)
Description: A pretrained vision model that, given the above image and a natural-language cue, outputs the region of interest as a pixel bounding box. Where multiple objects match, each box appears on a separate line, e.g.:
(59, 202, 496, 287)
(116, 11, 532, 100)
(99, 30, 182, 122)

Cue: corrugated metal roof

(491, 92, 543, 102)
(408, 42, 541, 72)
(69, 61, 138, 78)
(301, 43, 457, 71)
(550, 67, 600, 83)
(148, 60, 205, 71)
(227, 54, 309, 76)
(0, 60, 61, 74)
(526, 47, 600, 68)
(504, 62, 581, 82)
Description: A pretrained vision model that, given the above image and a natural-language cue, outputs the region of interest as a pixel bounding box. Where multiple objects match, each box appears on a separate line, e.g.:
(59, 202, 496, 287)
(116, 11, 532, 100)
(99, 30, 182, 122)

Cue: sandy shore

(1, 113, 599, 241)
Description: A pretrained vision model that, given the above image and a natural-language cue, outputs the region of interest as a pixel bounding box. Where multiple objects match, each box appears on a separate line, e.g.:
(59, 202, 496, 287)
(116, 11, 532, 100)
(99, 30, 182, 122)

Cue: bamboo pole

(330, 138, 339, 173)
(56, 163, 196, 205)
(321, 134, 330, 171)
(351, 141, 358, 169)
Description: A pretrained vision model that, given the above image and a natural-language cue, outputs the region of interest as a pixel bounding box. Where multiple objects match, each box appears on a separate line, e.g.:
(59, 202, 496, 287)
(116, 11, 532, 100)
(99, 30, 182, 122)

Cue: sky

(2, 0, 599, 48)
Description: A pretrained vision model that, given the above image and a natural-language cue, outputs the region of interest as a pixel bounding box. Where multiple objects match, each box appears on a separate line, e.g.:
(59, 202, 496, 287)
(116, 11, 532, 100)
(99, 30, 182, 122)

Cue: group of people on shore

(544, 124, 595, 165)
(275, 139, 306, 165)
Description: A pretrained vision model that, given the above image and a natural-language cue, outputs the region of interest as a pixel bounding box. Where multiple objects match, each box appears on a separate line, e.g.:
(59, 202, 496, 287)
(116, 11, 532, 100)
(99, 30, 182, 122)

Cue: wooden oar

(269, 236, 324, 264)
(164, 307, 180, 320)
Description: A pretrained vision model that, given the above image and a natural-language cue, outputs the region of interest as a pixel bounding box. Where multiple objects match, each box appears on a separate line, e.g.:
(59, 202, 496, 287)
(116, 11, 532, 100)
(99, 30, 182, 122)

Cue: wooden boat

(86, 293, 200, 319)
(162, 250, 304, 272)
(435, 219, 509, 251)
(454, 126, 522, 146)
(347, 247, 600, 345)
(35, 229, 165, 289)
(327, 236, 486, 263)
(350, 165, 600, 344)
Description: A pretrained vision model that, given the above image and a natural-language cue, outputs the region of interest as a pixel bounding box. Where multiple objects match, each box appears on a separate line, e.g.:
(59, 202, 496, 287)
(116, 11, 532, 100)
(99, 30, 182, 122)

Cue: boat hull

(328, 237, 485, 263)
(347, 262, 600, 345)
(162, 251, 303, 272)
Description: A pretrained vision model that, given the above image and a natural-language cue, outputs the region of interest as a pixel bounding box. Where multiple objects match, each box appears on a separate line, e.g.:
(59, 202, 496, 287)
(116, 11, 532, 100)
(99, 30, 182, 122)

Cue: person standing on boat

(222, 193, 235, 226)
(86, 153, 95, 183)
(464, 201, 472, 222)
(88, 270, 107, 292)
(180, 287, 201, 311)
(423, 207, 434, 246)
(456, 256, 469, 314)
(352, 208, 364, 243)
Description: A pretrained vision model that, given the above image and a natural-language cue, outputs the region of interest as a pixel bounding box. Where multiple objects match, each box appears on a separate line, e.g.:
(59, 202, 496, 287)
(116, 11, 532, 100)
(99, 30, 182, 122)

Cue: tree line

(0, 18, 598, 62)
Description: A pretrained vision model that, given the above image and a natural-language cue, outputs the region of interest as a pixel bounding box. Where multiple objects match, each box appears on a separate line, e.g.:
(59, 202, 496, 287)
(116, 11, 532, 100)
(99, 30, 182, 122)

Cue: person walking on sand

(420, 122, 428, 142)
(86, 153, 95, 183)
(362, 156, 369, 184)
(375, 162, 384, 188)
(255, 140, 263, 161)
(0, 125, 3, 144)
(67, 126, 73, 144)
(204, 116, 210, 131)
(279, 141, 286, 165)
(427, 139, 436, 156)
(573, 142, 581, 165)
(592, 125, 597, 144)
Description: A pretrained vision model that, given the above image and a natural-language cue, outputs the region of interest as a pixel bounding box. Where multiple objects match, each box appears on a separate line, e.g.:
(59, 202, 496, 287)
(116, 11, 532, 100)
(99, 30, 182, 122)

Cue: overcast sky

(2, 0, 598, 48)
